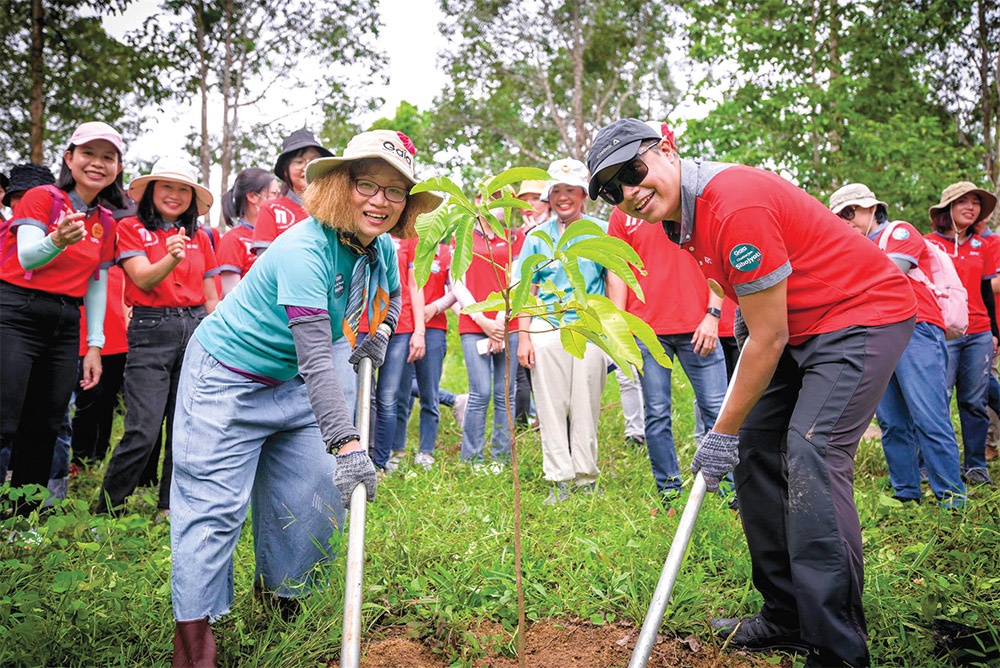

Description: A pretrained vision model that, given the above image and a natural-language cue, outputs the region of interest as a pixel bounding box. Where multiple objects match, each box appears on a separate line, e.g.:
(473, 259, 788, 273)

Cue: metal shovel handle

(341, 356, 373, 668)
(628, 471, 709, 668)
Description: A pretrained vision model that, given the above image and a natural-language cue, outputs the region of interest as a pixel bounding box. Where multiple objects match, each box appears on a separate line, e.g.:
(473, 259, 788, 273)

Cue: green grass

(2, 321, 999, 666)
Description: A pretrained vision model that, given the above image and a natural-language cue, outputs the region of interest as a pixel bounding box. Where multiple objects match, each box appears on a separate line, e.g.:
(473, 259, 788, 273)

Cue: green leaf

(564, 237, 646, 301)
(620, 310, 672, 371)
(556, 254, 589, 306)
(485, 195, 533, 212)
(485, 167, 552, 196)
(415, 204, 459, 286)
(450, 213, 478, 282)
(463, 291, 507, 314)
(560, 326, 590, 359)
(555, 219, 608, 252)
(411, 176, 473, 211)
(510, 253, 547, 315)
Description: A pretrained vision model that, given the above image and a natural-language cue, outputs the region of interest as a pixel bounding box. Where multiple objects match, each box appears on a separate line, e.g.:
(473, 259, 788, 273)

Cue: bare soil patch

(349, 619, 795, 667)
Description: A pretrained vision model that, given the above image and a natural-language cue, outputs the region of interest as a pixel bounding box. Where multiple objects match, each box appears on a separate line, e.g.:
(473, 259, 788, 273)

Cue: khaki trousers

(531, 329, 606, 484)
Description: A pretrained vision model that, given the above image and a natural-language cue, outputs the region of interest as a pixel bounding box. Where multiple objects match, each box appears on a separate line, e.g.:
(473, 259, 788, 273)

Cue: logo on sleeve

(334, 272, 345, 297)
(729, 243, 762, 272)
(971, 238, 982, 249)
(892, 227, 909, 240)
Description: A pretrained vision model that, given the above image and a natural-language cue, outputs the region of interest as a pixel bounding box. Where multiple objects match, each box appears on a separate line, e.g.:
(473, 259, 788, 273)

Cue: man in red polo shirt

(608, 207, 728, 505)
(587, 119, 916, 668)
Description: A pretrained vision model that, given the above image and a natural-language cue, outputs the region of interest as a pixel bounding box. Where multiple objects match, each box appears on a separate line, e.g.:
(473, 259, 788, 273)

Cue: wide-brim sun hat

(545, 158, 589, 192)
(273, 129, 333, 179)
(517, 180, 548, 198)
(828, 183, 887, 215)
(305, 130, 443, 211)
(3, 163, 56, 207)
(128, 156, 214, 216)
(929, 181, 997, 225)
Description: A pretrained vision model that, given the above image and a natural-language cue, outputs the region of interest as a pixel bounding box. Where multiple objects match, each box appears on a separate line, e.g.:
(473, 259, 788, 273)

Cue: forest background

(0, 0, 997, 229)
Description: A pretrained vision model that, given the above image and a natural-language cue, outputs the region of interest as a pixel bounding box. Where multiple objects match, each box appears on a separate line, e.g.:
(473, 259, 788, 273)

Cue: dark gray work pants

(735, 318, 914, 668)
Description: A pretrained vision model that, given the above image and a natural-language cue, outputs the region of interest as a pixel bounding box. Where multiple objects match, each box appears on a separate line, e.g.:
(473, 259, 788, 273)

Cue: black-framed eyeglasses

(837, 206, 857, 221)
(354, 179, 408, 203)
(596, 143, 658, 205)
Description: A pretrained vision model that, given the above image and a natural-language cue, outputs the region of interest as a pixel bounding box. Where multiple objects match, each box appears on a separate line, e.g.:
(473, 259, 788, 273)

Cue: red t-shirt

(252, 196, 307, 253)
(217, 223, 256, 277)
(424, 243, 452, 331)
(684, 166, 916, 345)
(116, 217, 220, 308)
(982, 232, 1000, 273)
(458, 229, 516, 335)
(608, 208, 712, 334)
(876, 222, 945, 331)
(79, 265, 128, 356)
(393, 236, 417, 335)
(925, 232, 996, 335)
(2, 186, 116, 298)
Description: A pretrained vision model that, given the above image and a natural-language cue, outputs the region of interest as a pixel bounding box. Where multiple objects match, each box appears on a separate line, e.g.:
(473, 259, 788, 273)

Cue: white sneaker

(384, 450, 405, 473)
(414, 452, 435, 469)
(452, 393, 468, 428)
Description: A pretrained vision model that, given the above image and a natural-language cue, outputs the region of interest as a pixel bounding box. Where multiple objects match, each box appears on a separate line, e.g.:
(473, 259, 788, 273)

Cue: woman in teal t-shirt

(168, 130, 441, 666)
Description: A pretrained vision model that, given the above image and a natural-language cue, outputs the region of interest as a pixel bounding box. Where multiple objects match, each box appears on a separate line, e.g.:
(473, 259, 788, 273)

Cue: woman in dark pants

(0, 122, 122, 510)
(96, 157, 218, 515)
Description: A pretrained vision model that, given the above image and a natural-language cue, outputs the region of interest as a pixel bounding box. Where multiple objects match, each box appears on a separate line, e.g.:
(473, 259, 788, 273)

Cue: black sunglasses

(837, 206, 857, 221)
(597, 143, 658, 205)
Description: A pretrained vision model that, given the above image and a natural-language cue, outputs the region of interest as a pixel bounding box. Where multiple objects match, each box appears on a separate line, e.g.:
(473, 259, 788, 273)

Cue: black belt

(131, 305, 206, 318)
(0, 280, 83, 306)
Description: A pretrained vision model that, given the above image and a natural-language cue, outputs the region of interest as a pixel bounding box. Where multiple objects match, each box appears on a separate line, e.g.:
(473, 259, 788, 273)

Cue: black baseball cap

(586, 118, 661, 200)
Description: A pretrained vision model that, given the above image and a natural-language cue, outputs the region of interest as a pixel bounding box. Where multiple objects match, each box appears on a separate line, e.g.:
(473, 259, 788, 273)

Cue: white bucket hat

(128, 157, 214, 216)
(546, 158, 590, 192)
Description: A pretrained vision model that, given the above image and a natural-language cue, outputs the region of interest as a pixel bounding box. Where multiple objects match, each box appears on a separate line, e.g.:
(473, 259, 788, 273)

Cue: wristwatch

(706, 307, 722, 318)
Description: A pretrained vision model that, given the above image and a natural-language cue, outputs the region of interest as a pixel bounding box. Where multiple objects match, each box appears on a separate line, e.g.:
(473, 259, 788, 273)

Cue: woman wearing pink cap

(0, 121, 124, 508)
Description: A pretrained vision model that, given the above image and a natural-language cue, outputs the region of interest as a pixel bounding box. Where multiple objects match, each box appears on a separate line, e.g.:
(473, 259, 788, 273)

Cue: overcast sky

(103, 0, 449, 157)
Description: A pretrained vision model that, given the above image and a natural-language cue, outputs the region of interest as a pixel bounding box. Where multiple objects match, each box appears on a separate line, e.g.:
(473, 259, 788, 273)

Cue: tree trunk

(219, 0, 235, 208)
(29, 0, 44, 163)
(196, 2, 212, 219)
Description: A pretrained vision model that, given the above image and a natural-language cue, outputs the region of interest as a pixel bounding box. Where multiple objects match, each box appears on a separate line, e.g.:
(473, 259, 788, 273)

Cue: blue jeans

(460, 333, 517, 462)
(638, 335, 727, 493)
(171, 337, 343, 622)
(372, 332, 412, 468)
(408, 328, 447, 454)
(945, 330, 993, 471)
(876, 322, 965, 505)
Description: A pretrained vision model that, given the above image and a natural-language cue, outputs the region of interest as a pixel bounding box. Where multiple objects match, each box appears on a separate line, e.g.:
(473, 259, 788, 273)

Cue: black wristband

(326, 433, 361, 455)
(706, 306, 722, 318)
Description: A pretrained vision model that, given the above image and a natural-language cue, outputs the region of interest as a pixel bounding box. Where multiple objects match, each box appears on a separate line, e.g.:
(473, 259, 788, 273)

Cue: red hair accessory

(397, 132, 416, 156)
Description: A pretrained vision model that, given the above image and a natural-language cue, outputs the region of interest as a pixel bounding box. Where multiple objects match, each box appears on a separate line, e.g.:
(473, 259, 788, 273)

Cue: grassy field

(1, 322, 999, 666)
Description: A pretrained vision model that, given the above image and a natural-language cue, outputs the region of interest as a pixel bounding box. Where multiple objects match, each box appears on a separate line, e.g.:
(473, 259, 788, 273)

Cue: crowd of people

(0, 117, 996, 668)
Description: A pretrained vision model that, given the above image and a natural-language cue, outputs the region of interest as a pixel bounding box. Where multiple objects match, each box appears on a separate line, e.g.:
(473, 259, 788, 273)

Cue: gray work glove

(691, 431, 740, 493)
(334, 451, 377, 503)
(348, 330, 390, 371)
(734, 307, 748, 350)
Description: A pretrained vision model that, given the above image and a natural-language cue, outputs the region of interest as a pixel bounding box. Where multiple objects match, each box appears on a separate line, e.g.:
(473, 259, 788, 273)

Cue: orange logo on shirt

(91, 222, 104, 240)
